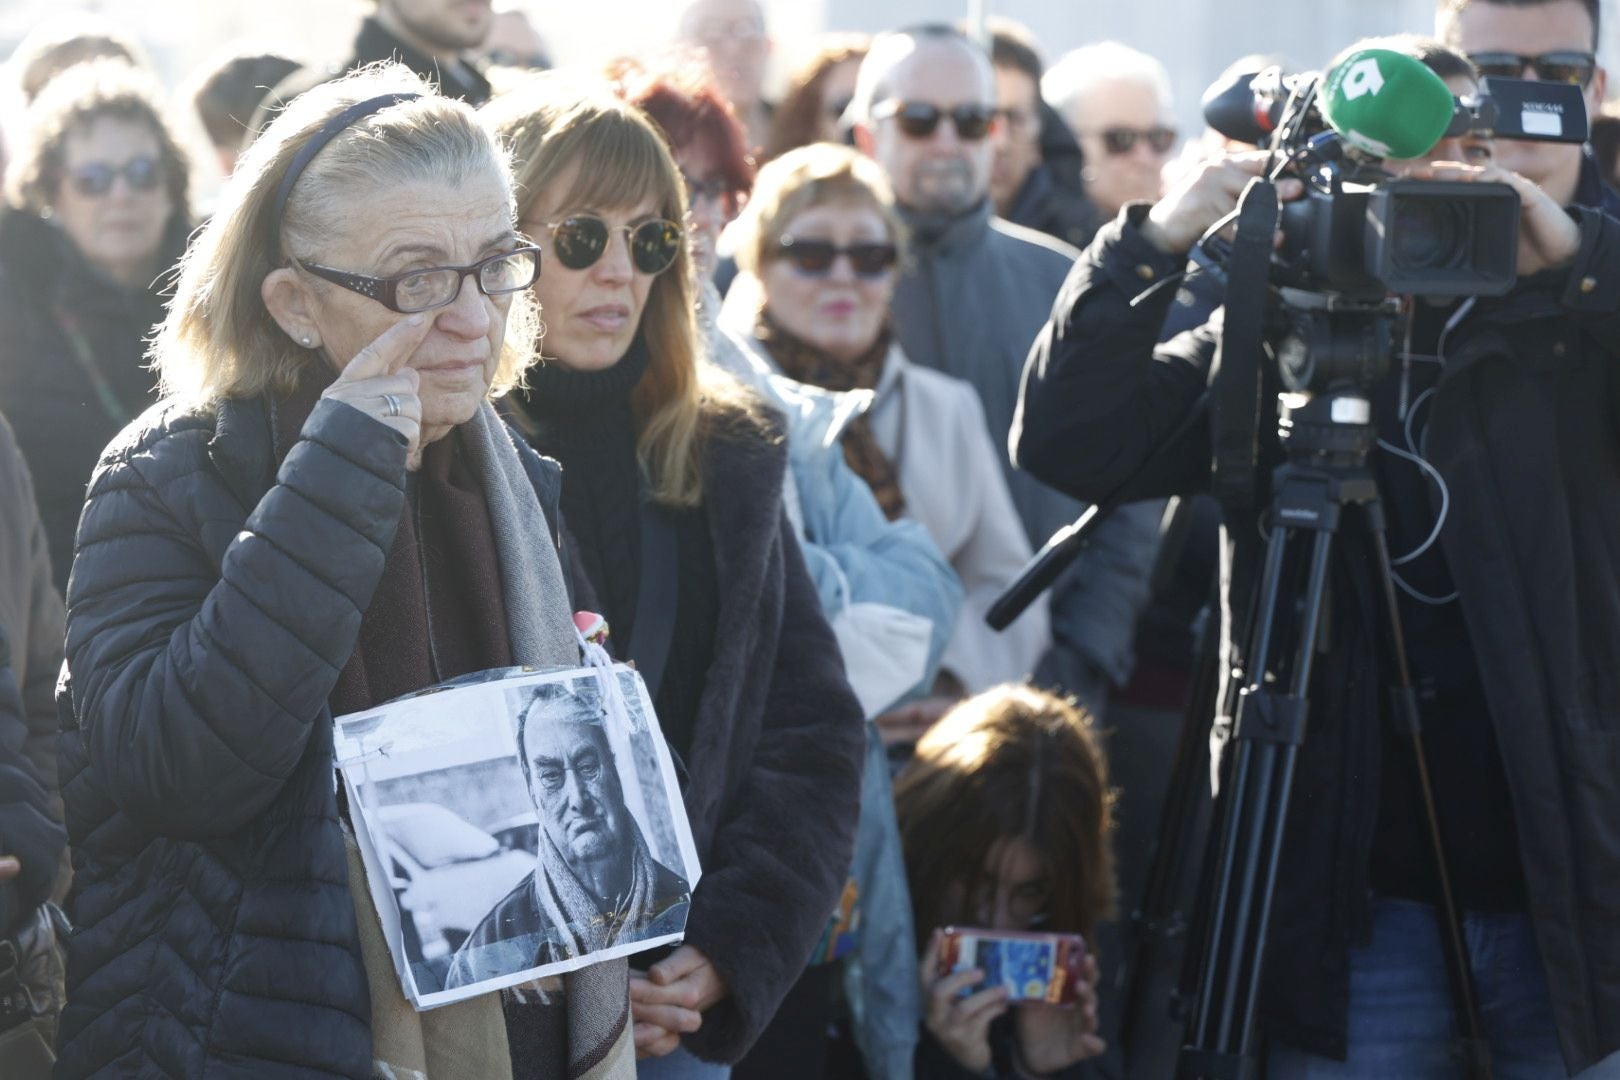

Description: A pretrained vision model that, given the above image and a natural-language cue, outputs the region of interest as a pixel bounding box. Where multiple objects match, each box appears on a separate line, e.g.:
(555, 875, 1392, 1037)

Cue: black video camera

(1203, 62, 1588, 305)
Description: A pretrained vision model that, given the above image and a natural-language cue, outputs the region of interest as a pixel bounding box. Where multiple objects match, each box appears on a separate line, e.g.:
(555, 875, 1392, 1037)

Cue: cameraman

(1012, 38, 1620, 1079)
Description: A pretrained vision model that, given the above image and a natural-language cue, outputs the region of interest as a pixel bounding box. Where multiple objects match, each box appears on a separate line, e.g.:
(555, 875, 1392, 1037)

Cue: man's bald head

(851, 27, 998, 216)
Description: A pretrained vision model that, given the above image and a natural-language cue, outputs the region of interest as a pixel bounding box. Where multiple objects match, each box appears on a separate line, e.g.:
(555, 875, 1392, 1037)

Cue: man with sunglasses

(849, 25, 1163, 720)
(1438, 0, 1620, 216)
(984, 19, 1103, 251)
(1044, 41, 1179, 224)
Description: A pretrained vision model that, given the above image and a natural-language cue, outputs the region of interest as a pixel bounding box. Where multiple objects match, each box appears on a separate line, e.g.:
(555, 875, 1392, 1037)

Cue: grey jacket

(891, 201, 1162, 692)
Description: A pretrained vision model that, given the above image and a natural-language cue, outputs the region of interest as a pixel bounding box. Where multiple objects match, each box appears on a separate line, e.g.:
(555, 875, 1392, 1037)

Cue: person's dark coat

(255, 14, 492, 136)
(0, 412, 67, 936)
(1003, 100, 1104, 251)
(52, 392, 566, 1078)
(1012, 203, 1620, 1072)
(659, 408, 865, 1063)
(515, 378, 867, 1064)
(0, 208, 181, 594)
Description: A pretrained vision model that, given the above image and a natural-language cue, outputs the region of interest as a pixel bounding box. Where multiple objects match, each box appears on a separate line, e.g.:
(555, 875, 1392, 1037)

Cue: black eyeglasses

(68, 156, 162, 197)
(872, 100, 996, 141)
(1466, 50, 1597, 86)
(774, 237, 899, 278)
(295, 247, 541, 314)
(1090, 126, 1178, 155)
(533, 216, 684, 275)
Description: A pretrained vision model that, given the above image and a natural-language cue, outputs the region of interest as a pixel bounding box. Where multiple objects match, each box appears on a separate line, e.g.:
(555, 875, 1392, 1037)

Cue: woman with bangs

(483, 81, 865, 1076)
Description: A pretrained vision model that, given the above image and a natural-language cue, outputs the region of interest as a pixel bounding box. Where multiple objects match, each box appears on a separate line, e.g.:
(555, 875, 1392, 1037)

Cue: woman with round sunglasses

(728, 143, 1050, 746)
(0, 60, 191, 591)
(53, 66, 625, 1079)
(625, 62, 963, 1080)
(483, 80, 864, 1076)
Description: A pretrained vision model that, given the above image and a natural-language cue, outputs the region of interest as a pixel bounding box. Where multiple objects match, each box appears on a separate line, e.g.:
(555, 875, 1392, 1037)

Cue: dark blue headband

(269, 91, 422, 259)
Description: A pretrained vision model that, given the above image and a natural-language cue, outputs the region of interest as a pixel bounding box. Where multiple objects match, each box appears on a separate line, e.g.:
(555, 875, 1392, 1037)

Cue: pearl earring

(301, 335, 312, 347)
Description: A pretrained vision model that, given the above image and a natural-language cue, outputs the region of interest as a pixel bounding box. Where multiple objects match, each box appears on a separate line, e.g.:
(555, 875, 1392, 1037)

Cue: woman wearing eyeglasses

(483, 81, 864, 1076)
(53, 66, 622, 1079)
(727, 143, 1049, 747)
(0, 60, 191, 591)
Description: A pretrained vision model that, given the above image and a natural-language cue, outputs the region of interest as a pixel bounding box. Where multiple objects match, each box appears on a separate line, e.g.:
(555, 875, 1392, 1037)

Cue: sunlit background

(2, 0, 1616, 194)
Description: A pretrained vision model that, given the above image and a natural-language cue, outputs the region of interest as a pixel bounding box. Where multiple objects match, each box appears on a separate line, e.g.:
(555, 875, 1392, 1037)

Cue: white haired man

(1043, 41, 1177, 220)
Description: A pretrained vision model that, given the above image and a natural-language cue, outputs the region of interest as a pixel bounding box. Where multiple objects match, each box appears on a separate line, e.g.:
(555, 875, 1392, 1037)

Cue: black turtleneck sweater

(515, 343, 717, 765)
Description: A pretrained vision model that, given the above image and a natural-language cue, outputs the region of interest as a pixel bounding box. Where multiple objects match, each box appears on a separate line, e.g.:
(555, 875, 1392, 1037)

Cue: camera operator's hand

(1406, 162, 1581, 276)
(1141, 152, 1305, 256)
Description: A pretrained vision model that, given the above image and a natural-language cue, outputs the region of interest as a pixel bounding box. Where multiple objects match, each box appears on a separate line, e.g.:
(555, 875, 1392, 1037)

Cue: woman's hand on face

(319, 315, 431, 466)
(1404, 162, 1581, 277)
(920, 929, 1010, 1074)
(1013, 949, 1106, 1074)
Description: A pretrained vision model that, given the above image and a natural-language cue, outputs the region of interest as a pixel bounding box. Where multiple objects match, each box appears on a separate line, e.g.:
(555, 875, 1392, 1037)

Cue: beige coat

(863, 344, 1050, 692)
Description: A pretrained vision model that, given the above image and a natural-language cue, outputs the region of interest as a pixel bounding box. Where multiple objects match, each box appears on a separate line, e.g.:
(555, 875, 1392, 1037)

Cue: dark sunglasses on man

(530, 216, 685, 275)
(1466, 50, 1597, 86)
(1090, 126, 1178, 156)
(68, 155, 163, 197)
(774, 236, 899, 279)
(872, 100, 996, 141)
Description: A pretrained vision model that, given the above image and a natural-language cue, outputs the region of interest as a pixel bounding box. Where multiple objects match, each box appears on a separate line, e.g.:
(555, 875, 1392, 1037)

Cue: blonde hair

(151, 64, 537, 405)
(484, 73, 754, 508)
(731, 141, 907, 278)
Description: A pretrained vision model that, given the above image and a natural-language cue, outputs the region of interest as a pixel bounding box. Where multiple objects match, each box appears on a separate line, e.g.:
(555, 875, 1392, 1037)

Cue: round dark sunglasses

(872, 100, 996, 141)
(775, 237, 899, 278)
(1467, 50, 1597, 86)
(538, 216, 684, 275)
(1093, 126, 1178, 155)
(69, 155, 162, 197)
(294, 247, 542, 315)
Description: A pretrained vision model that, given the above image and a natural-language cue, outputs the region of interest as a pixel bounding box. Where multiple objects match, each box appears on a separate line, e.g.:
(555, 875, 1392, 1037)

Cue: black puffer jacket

(55, 394, 426, 1078)
(0, 208, 184, 594)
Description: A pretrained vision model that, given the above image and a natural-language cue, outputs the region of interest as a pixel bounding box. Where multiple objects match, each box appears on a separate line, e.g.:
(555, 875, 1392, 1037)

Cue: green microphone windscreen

(1320, 48, 1456, 160)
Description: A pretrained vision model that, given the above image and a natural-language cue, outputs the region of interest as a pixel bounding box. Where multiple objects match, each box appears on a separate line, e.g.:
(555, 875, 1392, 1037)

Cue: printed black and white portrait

(441, 674, 692, 990)
(334, 666, 697, 1006)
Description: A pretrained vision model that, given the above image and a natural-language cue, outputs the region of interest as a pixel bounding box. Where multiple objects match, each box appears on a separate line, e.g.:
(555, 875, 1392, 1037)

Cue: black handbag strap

(626, 496, 678, 701)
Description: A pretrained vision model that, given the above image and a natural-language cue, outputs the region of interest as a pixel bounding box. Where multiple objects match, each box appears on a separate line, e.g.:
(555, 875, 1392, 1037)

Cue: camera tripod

(1175, 390, 1491, 1080)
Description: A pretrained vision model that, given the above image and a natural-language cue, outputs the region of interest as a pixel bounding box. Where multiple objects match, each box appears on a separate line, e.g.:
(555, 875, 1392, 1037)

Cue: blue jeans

(1267, 897, 1577, 1079)
(636, 1045, 731, 1079)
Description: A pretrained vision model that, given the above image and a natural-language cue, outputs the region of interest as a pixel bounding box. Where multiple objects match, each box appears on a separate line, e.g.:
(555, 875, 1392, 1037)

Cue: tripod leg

(1187, 515, 1337, 1075)
(1364, 524, 1494, 1080)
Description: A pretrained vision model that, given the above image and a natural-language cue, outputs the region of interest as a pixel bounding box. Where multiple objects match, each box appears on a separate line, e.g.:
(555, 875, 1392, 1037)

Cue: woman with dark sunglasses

(52, 64, 622, 1079)
(0, 60, 191, 591)
(727, 143, 1050, 746)
(483, 80, 865, 1078)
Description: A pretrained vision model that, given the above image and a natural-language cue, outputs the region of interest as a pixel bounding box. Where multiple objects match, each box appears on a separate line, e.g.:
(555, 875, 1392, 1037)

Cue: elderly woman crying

(53, 66, 625, 1080)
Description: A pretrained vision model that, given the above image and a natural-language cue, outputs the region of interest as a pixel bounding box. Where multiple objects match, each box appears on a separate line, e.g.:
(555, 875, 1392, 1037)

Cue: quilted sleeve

(64, 399, 406, 839)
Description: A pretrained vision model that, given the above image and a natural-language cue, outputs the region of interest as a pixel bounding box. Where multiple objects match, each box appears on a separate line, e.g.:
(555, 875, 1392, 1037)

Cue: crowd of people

(0, 0, 1617, 1078)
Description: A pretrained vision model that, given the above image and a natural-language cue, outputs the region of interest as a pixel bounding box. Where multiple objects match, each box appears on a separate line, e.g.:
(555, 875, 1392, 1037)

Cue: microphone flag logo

(1339, 57, 1386, 101)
